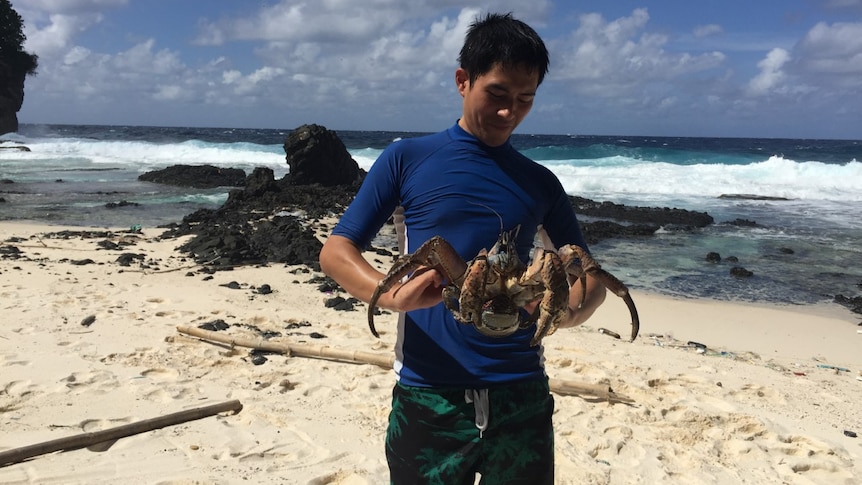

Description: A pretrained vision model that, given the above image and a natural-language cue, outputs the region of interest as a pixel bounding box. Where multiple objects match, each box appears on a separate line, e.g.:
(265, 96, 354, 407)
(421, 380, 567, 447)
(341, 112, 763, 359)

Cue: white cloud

(746, 48, 791, 96)
(553, 9, 725, 97)
(12, 0, 861, 137)
(693, 24, 723, 38)
(154, 85, 183, 101)
(21, 12, 103, 58)
(62, 46, 91, 65)
(795, 21, 862, 75)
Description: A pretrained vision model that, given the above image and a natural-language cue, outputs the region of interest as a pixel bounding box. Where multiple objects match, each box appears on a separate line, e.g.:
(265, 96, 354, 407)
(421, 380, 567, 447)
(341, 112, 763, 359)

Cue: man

(319, 12, 606, 484)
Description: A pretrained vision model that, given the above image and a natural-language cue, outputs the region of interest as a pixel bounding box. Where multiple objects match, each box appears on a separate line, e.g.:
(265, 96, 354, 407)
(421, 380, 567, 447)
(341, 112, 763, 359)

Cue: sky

(10, 0, 862, 139)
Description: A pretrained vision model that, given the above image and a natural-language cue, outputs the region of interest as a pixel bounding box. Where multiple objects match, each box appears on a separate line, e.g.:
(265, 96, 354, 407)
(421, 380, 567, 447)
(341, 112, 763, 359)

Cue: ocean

(2, 124, 861, 314)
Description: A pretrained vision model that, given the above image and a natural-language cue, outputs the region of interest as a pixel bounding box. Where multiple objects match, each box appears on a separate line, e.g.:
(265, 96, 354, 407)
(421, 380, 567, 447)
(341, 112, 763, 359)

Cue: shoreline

(1, 221, 860, 483)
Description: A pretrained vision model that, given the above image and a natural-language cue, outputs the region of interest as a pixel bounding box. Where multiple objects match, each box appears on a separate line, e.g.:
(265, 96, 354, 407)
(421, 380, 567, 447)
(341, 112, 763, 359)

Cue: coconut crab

(367, 227, 640, 346)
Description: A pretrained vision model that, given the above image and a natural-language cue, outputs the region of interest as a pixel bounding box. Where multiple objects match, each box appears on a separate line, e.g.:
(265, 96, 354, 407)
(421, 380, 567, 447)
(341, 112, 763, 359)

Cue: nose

(497, 103, 516, 120)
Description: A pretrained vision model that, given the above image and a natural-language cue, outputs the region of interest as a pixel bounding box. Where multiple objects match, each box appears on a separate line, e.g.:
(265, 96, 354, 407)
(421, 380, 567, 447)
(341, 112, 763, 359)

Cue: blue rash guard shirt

(332, 122, 589, 388)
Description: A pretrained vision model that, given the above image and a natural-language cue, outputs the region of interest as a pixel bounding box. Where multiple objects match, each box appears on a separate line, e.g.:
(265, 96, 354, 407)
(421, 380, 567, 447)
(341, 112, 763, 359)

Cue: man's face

(456, 63, 539, 147)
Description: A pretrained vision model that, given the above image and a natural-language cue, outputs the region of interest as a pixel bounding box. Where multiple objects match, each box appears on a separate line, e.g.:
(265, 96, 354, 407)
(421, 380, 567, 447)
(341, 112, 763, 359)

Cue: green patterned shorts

(385, 379, 554, 485)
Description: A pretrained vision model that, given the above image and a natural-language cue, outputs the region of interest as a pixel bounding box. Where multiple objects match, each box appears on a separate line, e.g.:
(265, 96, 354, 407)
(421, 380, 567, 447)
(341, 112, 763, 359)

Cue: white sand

(1, 221, 860, 484)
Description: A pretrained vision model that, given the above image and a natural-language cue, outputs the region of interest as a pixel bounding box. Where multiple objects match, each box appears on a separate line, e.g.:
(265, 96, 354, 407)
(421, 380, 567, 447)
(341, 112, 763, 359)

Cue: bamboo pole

(176, 326, 634, 403)
(0, 400, 242, 468)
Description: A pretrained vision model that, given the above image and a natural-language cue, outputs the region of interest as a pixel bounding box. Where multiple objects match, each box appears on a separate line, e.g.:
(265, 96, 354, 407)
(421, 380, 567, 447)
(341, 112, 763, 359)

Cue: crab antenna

(466, 200, 504, 233)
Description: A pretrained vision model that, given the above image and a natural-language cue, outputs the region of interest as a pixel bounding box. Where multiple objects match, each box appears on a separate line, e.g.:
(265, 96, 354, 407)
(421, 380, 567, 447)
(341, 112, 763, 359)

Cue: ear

(455, 68, 469, 96)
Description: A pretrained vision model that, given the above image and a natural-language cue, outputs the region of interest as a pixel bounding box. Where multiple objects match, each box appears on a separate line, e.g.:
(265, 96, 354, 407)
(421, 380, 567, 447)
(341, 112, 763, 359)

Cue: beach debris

(844, 430, 857, 438)
(598, 328, 621, 339)
(368, 228, 640, 346)
(80, 315, 96, 327)
(687, 341, 707, 354)
(176, 325, 635, 403)
(816, 364, 850, 373)
(0, 399, 242, 467)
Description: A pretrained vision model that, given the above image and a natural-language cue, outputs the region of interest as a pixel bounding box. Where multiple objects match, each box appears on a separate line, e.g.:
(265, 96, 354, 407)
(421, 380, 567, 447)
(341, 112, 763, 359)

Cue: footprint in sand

(61, 370, 119, 395)
(140, 367, 180, 381)
(728, 383, 786, 407)
(2, 379, 38, 399)
(80, 417, 133, 451)
(143, 386, 195, 403)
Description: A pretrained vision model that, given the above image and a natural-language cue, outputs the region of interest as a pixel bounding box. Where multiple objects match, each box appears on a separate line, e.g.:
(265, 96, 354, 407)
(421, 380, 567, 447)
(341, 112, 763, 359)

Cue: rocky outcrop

(0, 59, 25, 135)
(571, 196, 714, 228)
(138, 164, 247, 188)
(160, 125, 366, 268)
(283, 124, 361, 186)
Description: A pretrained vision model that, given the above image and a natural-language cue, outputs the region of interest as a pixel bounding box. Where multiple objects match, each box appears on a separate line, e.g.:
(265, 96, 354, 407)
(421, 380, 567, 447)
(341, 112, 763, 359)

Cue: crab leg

(528, 251, 570, 346)
(367, 236, 467, 338)
(559, 245, 640, 342)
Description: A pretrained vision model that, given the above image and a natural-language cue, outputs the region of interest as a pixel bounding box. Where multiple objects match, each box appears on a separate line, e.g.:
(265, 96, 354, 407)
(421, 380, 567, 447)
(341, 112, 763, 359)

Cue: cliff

(0, 58, 25, 135)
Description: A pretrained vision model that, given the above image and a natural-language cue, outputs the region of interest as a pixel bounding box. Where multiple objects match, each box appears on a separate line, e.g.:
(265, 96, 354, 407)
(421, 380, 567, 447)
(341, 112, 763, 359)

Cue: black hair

(457, 12, 549, 86)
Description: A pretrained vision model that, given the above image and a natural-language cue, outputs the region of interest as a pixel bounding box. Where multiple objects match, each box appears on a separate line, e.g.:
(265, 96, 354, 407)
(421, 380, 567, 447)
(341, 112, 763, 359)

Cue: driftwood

(0, 399, 242, 467)
(176, 325, 634, 404)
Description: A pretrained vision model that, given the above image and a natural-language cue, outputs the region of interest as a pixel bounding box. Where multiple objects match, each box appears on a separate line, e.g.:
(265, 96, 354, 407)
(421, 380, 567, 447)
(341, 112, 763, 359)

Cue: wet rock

(718, 194, 791, 201)
(730, 267, 753, 278)
(105, 200, 140, 209)
(570, 196, 714, 227)
(139, 164, 246, 189)
(727, 218, 758, 227)
(706, 252, 721, 263)
(579, 220, 659, 246)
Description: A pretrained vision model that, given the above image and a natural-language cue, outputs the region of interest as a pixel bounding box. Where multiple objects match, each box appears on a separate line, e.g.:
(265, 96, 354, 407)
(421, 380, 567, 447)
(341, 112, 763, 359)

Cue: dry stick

(0, 399, 242, 468)
(177, 325, 395, 369)
(176, 326, 634, 404)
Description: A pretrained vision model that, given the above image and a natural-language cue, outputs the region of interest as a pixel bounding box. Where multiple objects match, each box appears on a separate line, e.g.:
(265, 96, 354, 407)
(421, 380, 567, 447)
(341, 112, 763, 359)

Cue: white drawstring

(465, 389, 490, 438)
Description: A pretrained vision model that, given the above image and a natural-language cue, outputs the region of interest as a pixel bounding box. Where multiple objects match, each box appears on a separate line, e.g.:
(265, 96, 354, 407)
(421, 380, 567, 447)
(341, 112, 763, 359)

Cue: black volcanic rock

(579, 220, 659, 246)
(139, 164, 246, 188)
(283, 124, 360, 186)
(154, 125, 364, 268)
(834, 294, 862, 316)
(570, 196, 714, 228)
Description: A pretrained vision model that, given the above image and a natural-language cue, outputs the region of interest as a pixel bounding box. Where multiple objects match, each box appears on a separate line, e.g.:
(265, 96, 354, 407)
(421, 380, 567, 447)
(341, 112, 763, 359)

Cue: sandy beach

(1, 220, 860, 484)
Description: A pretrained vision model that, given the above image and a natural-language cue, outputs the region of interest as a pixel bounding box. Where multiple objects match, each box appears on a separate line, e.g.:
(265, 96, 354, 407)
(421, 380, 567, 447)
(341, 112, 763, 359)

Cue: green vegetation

(0, 0, 38, 75)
